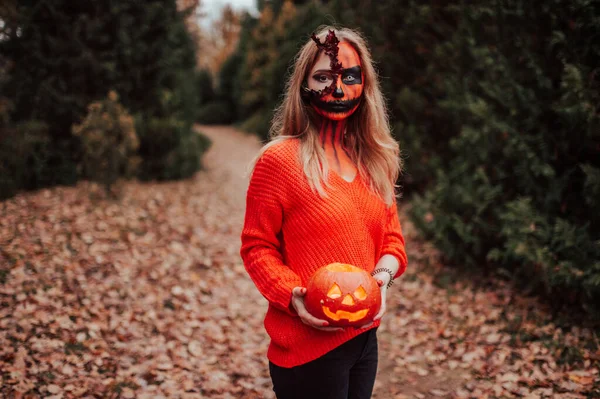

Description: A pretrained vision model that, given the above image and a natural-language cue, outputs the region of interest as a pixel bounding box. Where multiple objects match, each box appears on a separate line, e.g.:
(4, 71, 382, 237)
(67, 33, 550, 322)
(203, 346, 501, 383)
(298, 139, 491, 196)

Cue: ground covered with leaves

(1, 126, 599, 398)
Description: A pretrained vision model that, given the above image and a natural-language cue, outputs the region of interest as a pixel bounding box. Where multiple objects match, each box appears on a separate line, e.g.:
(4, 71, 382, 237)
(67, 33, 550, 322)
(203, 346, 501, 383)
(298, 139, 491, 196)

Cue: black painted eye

(341, 66, 362, 85)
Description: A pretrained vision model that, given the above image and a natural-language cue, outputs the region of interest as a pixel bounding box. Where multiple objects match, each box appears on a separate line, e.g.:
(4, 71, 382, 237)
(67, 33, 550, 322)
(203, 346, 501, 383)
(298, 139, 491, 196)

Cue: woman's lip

(329, 103, 350, 110)
(312, 97, 361, 113)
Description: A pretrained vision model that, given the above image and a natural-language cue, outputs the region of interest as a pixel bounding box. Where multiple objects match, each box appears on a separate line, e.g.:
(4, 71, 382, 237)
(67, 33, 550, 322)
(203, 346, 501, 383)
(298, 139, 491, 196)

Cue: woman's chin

(314, 109, 358, 121)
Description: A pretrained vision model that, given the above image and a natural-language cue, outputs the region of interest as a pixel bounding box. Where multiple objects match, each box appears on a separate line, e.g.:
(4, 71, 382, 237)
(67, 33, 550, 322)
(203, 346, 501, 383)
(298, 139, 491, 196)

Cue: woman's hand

(354, 273, 390, 329)
(291, 287, 344, 332)
(372, 274, 389, 321)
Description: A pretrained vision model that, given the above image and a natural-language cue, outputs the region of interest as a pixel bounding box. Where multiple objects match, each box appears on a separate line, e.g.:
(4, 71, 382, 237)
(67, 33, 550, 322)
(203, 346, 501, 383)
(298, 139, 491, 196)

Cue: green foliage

(217, 51, 244, 121)
(581, 164, 600, 209)
(196, 69, 216, 106)
(135, 117, 212, 181)
(196, 67, 235, 124)
(488, 199, 600, 308)
(1, 0, 206, 197)
(240, 111, 273, 138)
(72, 91, 140, 198)
(238, 5, 276, 124)
(197, 102, 233, 125)
(404, 0, 600, 315)
(0, 121, 51, 199)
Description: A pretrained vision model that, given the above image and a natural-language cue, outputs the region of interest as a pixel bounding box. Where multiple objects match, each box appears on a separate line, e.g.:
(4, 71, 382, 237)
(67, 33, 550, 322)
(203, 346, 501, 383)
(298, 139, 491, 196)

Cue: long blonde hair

(248, 25, 402, 206)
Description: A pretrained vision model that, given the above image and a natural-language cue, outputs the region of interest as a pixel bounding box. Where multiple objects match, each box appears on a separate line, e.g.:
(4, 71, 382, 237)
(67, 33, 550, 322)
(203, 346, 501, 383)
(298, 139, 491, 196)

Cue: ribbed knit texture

(240, 138, 408, 368)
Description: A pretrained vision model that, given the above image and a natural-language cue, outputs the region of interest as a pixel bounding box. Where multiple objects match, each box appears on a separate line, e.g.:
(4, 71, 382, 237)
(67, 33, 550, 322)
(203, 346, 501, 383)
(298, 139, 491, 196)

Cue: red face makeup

(304, 31, 365, 121)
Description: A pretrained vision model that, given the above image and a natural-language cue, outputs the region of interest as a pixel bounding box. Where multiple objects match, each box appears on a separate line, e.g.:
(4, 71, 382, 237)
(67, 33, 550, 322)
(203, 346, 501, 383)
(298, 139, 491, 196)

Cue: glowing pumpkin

(304, 263, 381, 327)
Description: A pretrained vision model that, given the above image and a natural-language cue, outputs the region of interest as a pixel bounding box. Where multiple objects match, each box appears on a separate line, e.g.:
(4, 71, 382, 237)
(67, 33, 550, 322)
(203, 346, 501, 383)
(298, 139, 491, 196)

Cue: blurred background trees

(0, 0, 211, 197)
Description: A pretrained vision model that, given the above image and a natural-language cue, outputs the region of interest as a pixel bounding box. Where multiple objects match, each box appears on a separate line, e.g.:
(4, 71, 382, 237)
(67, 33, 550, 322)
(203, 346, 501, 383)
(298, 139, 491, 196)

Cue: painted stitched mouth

(313, 97, 361, 114)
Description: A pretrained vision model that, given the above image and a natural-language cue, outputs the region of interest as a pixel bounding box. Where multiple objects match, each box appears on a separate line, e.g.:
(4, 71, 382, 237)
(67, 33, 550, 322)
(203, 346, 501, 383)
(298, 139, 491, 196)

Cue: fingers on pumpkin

(373, 303, 386, 321)
(292, 287, 307, 296)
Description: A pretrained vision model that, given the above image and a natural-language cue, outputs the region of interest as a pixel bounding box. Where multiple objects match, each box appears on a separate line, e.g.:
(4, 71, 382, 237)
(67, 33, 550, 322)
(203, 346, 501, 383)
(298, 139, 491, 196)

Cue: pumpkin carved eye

(354, 285, 367, 301)
(327, 283, 342, 299)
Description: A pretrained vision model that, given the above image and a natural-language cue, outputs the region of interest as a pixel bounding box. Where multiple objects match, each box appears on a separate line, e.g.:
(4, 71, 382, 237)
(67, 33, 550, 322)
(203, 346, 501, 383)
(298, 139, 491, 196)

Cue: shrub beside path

(0, 125, 597, 398)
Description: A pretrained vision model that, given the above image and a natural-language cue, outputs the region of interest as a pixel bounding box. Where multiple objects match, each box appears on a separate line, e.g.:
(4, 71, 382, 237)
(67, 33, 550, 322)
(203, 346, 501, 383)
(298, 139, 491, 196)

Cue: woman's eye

(314, 75, 330, 83)
(344, 75, 355, 82)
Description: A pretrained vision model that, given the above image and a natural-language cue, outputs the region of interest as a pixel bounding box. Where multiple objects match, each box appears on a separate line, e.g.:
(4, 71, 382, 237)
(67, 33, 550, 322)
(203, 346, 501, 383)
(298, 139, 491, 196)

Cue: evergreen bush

(197, 102, 233, 125)
(135, 116, 212, 181)
(405, 1, 600, 314)
(72, 91, 140, 197)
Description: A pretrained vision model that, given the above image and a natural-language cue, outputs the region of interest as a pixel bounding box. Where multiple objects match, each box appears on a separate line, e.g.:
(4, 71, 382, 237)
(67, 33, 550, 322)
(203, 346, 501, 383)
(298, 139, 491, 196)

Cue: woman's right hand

(291, 287, 344, 332)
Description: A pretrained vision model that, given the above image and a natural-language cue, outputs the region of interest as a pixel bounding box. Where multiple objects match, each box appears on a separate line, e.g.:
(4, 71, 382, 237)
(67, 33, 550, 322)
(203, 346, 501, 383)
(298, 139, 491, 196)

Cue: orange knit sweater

(240, 138, 408, 368)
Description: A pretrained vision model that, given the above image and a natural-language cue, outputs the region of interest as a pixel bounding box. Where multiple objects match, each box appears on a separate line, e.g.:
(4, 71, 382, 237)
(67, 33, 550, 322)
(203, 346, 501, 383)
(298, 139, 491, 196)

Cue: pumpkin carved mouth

(322, 306, 369, 322)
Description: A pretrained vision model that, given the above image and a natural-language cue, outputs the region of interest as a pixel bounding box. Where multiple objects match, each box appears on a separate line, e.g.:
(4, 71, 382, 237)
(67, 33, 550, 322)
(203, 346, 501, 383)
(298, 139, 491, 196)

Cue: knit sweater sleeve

(240, 149, 302, 316)
(381, 198, 408, 279)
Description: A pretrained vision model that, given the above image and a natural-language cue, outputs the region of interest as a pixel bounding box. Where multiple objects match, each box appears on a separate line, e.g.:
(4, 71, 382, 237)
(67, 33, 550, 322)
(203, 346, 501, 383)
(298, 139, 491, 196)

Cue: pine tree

(239, 5, 276, 123)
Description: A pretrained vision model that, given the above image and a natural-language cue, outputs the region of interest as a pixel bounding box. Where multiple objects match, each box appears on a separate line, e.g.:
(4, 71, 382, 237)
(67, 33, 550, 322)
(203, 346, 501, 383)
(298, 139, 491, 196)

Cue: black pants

(269, 328, 378, 399)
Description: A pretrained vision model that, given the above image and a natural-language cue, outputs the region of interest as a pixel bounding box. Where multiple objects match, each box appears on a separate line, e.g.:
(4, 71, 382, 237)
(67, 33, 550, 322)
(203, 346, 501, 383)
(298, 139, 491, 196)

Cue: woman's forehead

(311, 41, 361, 72)
(337, 42, 361, 69)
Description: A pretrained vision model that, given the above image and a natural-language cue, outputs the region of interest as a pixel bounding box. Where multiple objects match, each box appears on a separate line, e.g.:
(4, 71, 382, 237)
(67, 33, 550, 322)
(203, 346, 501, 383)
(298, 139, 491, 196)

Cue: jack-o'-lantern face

(322, 280, 370, 322)
(303, 32, 364, 121)
(304, 263, 381, 327)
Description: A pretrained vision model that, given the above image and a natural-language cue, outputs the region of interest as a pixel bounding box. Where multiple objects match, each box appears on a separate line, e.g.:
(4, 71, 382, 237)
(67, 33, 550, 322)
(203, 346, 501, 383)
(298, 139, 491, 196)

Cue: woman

(240, 26, 408, 399)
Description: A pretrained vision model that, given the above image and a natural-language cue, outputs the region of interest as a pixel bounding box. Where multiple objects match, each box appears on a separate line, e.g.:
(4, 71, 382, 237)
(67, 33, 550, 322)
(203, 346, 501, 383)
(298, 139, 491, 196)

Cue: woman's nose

(332, 86, 344, 98)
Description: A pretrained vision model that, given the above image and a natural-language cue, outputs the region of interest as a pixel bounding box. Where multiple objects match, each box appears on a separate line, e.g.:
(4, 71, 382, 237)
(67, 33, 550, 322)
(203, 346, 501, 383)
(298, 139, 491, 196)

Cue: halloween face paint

(304, 32, 364, 121)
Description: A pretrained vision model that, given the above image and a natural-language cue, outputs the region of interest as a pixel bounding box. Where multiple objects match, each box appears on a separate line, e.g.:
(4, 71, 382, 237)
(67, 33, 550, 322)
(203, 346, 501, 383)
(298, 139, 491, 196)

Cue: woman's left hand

(354, 272, 390, 329)
(372, 272, 390, 322)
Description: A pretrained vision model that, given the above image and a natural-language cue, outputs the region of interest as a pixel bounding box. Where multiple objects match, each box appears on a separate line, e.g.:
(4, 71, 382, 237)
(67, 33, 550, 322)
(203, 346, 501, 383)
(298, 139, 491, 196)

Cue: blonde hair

(248, 25, 402, 206)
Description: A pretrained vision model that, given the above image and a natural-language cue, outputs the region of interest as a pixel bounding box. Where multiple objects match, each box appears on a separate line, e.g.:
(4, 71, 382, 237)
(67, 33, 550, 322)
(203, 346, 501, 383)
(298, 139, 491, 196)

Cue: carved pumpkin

(304, 263, 381, 327)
